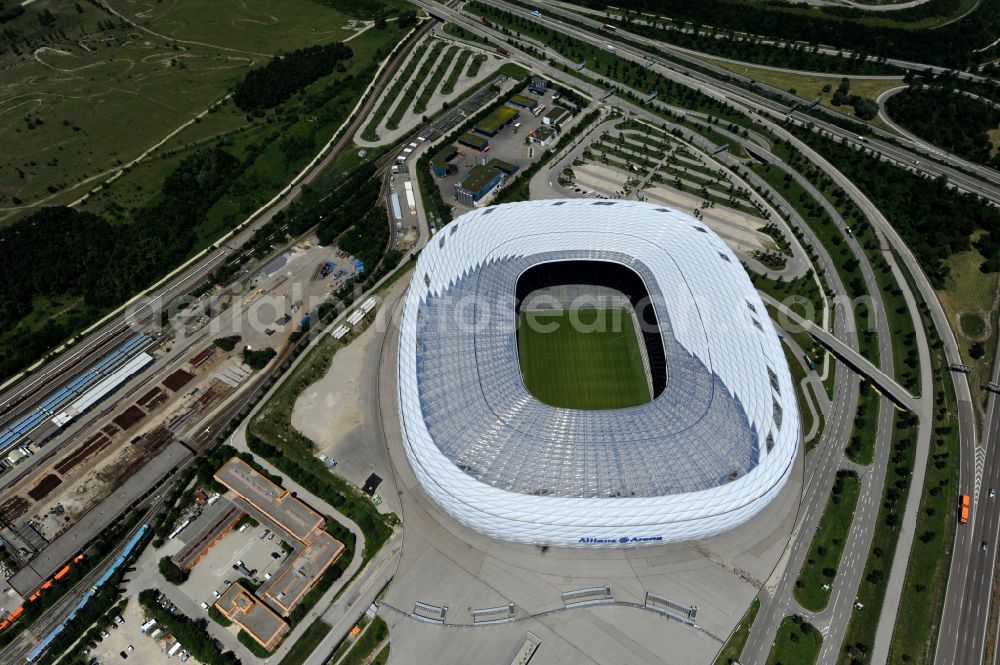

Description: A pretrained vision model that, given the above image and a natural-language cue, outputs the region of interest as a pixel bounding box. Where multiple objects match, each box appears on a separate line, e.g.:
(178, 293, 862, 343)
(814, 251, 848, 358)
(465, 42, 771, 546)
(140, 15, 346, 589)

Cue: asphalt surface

(6, 5, 991, 663)
(942, 326, 1000, 665)
(413, 6, 912, 663)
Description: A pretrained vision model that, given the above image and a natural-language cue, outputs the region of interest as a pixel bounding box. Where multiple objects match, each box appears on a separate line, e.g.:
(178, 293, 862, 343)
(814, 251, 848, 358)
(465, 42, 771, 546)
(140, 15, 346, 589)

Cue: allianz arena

(396, 199, 799, 547)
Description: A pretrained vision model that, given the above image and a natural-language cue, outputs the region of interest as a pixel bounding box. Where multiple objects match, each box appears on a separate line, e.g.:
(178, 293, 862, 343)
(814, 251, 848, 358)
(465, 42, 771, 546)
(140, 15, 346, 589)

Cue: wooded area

(0, 148, 241, 378)
(886, 87, 1000, 166)
(787, 124, 1000, 282)
(234, 42, 354, 112)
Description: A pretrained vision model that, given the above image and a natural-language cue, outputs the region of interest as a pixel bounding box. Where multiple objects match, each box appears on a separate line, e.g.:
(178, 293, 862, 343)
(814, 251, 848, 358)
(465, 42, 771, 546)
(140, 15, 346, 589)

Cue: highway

(3, 4, 991, 663)
(502, 0, 1000, 203)
(0, 489, 178, 664)
(941, 322, 1000, 665)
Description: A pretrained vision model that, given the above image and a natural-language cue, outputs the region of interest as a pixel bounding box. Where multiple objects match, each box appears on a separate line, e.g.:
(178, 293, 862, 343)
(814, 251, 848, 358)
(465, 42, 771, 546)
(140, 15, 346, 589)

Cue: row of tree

(138, 589, 241, 665)
(0, 148, 241, 379)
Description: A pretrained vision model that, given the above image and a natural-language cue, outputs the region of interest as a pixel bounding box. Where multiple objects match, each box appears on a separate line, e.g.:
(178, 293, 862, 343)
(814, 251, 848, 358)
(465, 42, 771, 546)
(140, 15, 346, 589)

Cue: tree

(159, 557, 189, 585)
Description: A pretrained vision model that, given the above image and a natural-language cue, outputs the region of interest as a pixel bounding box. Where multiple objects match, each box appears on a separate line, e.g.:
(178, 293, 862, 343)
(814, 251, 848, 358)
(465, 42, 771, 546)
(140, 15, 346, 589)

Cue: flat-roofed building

(213, 457, 346, 626)
(171, 498, 245, 571)
(215, 583, 289, 651)
(260, 530, 345, 615)
(214, 457, 322, 542)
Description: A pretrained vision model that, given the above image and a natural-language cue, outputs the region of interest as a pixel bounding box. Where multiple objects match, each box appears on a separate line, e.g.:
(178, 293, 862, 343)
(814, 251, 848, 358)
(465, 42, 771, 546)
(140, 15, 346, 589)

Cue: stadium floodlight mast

(396, 199, 800, 547)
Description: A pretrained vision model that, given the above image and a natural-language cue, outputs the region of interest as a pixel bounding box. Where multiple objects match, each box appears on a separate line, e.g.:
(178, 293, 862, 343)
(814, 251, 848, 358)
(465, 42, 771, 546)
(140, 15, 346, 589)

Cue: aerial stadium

(396, 199, 799, 547)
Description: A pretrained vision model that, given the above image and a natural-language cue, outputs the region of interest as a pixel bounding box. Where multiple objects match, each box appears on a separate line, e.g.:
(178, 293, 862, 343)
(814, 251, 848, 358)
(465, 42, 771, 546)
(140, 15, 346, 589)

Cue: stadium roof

(396, 200, 799, 546)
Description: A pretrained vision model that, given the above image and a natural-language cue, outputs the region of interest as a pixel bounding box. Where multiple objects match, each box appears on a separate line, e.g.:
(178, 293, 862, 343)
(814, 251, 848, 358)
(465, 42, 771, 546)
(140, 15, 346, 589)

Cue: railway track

(0, 15, 436, 453)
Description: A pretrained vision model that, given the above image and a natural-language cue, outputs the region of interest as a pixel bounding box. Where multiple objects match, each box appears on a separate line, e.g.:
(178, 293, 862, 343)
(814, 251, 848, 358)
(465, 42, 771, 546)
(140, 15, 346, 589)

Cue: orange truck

(960, 494, 971, 524)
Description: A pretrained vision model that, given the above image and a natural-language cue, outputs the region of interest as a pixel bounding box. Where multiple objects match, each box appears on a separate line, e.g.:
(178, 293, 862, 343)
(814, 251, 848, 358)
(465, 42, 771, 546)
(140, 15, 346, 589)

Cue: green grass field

(0, 0, 401, 223)
(517, 308, 650, 410)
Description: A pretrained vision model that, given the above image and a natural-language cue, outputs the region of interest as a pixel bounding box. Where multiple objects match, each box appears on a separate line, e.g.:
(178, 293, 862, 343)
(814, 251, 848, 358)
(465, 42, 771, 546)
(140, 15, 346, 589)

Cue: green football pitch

(517, 308, 651, 410)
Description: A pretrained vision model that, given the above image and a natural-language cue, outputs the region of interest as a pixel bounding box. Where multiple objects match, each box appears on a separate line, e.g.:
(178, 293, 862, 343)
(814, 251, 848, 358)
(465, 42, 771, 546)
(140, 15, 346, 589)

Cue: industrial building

(527, 76, 549, 95)
(453, 165, 504, 207)
(431, 145, 458, 177)
(395, 200, 799, 546)
(527, 125, 557, 146)
(0, 332, 156, 456)
(473, 106, 519, 137)
(9, 441, 192, 598)
(543, 106, 570, 126)
(171, 498, 245, 571)
(487, 158, 519, 176)
(215, 583, 289, 651)
(457, 133, 490, 152)
(508, 94, 539, 110)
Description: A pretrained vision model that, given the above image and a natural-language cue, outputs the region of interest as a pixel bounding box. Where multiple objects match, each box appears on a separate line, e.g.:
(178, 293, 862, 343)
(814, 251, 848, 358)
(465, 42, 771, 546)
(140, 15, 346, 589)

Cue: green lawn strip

(247, 276, 405, 563)
(714, 597, 760, 665)
(467, 53, 488, 76)
(440, 49, 473, 95)
(443, 22, 493, 48)
(362, 42, 429, 141)
(466, 1, 750, 127)
(239, 630, 272, 657)
(517, 308, 650, 410)
(413, 45, 460, 115)
(493, 107, 599, 204)
(138, 590, 240, 663)
(767, 615, 823, 665)
(845, 381, 881, 465)
(886, 273, 961, 665)
(838, 409, 919, 664)
(782, 345, 819, 451)
(386, 40, 446, 130)
(278, 619, 332, 665)
(753, 270, 824, 324)
(0, 24, 407, 380)
(334, 617, 389, 665)
(372, 644, 391, 665)
(794, 470, 862, 611)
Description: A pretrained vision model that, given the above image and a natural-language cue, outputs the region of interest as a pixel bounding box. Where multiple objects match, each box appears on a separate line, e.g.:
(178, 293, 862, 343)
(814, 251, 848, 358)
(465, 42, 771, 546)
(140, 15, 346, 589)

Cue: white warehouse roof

(396, 200, 799, 547)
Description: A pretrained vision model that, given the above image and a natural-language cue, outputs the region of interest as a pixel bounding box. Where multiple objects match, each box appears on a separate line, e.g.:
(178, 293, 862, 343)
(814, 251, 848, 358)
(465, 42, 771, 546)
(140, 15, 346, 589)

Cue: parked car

(200, 602, 209, 610)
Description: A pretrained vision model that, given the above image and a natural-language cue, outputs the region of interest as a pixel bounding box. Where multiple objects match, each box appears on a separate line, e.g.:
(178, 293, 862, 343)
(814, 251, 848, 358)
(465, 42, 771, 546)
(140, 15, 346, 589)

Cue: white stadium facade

(396, 199, 799, 547)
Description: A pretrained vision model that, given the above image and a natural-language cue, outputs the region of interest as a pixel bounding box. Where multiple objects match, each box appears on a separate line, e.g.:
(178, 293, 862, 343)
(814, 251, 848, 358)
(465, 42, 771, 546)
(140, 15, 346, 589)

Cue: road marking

(976, 445, 986, 501)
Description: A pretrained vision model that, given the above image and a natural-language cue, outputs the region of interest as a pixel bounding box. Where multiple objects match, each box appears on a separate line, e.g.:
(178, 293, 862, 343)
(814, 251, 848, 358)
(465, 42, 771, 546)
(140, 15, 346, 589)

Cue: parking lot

(86, 596, 175, 665)
(433, 86, 567, 215)
(178, 519, 292, 614)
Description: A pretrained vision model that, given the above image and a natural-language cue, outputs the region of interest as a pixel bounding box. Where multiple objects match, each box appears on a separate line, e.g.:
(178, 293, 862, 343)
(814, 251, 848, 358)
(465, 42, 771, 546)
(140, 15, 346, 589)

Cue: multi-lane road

(940, 328, 1000, 665)
(433, 4, 994, 663)
(488, 0, 1000, 203)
